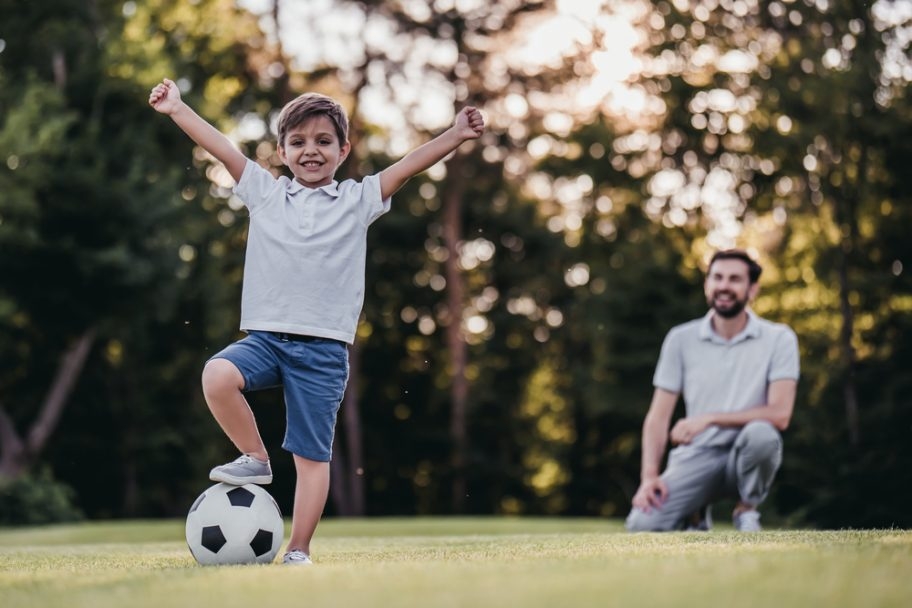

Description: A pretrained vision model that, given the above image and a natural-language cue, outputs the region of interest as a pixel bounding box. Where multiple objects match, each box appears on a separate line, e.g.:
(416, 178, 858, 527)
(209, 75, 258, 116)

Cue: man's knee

(737, 421, 781, 455)
(625, 507, 679, 532)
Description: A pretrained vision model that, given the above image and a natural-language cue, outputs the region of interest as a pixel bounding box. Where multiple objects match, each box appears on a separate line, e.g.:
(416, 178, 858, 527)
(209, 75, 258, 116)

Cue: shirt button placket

(300, 193, 312, 233)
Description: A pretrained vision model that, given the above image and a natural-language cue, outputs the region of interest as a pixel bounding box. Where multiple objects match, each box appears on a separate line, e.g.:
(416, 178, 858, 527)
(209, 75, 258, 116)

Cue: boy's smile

(278, 115, 350, 189)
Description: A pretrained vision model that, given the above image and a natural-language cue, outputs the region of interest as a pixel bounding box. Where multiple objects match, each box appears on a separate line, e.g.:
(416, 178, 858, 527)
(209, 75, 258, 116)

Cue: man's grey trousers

(626, 420, 783, 531)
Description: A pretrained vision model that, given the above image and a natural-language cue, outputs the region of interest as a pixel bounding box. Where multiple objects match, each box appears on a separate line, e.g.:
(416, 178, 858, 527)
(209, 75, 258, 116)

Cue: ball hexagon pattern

(185, 483, 284, 565)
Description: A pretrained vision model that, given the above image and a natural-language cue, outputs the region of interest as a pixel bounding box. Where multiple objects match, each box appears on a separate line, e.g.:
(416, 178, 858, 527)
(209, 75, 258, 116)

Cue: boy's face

(278, 115, 350, 188)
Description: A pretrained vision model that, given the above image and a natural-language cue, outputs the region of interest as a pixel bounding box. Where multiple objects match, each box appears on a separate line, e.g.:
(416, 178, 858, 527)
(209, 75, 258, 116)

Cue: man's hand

(454, 106, 485, 141)
(631, 475, 669, 512)
(149, 78, 183, 115)
(670, 415, 712, 445)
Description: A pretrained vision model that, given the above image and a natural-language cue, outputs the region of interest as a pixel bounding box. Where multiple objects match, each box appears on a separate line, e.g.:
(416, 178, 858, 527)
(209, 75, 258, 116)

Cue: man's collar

(699, 309, 759, 343)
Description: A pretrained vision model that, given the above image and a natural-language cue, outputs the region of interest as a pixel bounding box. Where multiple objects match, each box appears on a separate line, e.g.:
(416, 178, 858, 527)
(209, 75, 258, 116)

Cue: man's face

(704, 258, 758, 318)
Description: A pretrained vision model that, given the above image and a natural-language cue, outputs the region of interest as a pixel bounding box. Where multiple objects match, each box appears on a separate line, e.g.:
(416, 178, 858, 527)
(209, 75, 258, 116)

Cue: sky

(236, 0, 641, 131)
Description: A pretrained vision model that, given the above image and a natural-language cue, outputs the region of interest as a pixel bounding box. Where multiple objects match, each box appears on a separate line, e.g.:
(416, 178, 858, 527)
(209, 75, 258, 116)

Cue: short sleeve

(358, 173, 392, 225)
(653, 328, 684, 393)
(769, 326, 800, 382)
(233, 159, 279, 212)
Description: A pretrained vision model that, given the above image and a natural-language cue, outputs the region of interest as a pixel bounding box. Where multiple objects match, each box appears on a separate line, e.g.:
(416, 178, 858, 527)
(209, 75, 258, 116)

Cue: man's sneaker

(209, 454, 272, 485)
(733, 509, 762, 532)
(282, 550, 312, 566)
(685, 505, 713, 531)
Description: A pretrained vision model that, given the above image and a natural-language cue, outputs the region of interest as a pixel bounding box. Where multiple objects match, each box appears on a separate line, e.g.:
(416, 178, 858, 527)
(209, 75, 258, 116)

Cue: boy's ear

(338, 140, 351, 165)
(277, 143, 287, 164)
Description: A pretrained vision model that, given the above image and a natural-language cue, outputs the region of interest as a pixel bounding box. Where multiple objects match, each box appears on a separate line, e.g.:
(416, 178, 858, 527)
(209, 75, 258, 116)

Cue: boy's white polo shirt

(653, 310, 800, 449)
(232, 159, 391, 344)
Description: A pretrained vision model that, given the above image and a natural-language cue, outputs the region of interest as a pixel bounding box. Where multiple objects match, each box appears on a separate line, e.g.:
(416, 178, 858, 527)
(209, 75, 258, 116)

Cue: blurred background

(0, 0, 909, 528)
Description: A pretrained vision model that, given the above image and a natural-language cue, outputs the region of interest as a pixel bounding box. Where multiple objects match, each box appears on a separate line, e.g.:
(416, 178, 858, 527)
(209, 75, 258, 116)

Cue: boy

(149, 78, 484, 564)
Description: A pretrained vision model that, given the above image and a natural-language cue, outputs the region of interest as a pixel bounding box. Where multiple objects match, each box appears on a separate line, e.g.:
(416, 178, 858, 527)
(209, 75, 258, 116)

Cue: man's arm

(631, 388, 678, 511)
(669, 378, 797, 445)
(149, 78, 248, 183)
(378, 106, 484, 201)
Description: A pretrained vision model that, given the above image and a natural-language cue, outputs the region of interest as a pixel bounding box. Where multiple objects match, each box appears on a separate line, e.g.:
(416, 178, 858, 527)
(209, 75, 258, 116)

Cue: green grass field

(1, 518, 909, 607)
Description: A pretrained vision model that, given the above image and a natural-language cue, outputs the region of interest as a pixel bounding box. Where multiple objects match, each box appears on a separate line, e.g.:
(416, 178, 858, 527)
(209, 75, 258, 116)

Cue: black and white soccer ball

(185, 483, 284, 565)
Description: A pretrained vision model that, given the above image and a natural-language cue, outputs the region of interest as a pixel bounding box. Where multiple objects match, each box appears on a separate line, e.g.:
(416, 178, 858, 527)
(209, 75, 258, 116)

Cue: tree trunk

(831, 144, 863, 448)
(327, 61, 371, 516)
(837, 145, 865, 448)
(52, 49, 66, 90)
(330, 342, 366, 516)
(836, 252, 860, 447)
(0, 327, 96, 479)
(270, 0, 292, 103)
(442, 155, 469, 513)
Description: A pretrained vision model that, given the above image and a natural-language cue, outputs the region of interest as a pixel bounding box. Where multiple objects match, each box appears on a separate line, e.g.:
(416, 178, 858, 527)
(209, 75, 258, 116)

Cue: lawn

(1, 518, 909, 608)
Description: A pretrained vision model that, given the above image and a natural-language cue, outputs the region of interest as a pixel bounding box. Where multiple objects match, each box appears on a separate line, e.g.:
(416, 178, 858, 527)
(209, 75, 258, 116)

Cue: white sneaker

(282, 549, 313, 565)
(733, 509, 762, 532)
(209, 454, 273, 485)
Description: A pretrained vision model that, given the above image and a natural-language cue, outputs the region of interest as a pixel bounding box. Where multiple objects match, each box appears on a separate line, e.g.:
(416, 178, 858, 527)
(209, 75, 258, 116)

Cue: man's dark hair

(708, 249, 763, 284)
(276, 92, 349, 147)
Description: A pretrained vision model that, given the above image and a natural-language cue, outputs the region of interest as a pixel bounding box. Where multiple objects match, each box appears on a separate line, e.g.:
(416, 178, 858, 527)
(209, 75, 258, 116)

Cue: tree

(0, 0, 283, 516)
(339, 0, 624, 513)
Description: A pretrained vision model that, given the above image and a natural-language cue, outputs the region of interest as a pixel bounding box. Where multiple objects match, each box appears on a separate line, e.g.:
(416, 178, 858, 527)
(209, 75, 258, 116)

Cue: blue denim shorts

(208, 331, 349, 462)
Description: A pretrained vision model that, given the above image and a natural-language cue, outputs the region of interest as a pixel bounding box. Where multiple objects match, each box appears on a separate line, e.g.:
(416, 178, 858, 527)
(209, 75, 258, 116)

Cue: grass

(1, 517, 910, 607)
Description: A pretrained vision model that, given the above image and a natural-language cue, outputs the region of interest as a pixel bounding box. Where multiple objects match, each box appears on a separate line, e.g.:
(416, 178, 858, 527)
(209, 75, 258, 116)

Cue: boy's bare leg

(201, 358, 268, 462)
(286, 455, 330, 555)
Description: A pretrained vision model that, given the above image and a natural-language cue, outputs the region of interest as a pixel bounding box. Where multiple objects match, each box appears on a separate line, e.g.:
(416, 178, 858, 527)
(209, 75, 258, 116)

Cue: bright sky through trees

(238, 0, 641, 130)
(231, 0, 909, 249)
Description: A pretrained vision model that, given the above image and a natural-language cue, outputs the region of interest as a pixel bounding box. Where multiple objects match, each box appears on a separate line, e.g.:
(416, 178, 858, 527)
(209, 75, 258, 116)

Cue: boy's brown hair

(276, 93, 349, 147)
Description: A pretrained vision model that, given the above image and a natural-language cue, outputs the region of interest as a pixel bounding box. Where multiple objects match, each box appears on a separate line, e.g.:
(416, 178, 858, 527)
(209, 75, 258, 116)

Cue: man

(626, 249, 799, 532)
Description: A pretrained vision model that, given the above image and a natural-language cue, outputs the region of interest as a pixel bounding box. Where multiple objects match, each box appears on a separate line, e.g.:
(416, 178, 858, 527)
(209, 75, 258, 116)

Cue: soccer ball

(185, 483, 284, 565)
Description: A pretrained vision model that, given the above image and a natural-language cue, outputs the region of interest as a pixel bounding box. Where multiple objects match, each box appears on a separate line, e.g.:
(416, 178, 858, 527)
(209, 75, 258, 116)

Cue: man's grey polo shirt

(232, 159, 391, 344)
(653, 310, 800, 448)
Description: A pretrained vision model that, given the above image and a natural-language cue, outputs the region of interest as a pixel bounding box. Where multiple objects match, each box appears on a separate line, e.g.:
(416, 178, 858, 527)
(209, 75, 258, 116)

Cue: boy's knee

(202, 358, 244, 396)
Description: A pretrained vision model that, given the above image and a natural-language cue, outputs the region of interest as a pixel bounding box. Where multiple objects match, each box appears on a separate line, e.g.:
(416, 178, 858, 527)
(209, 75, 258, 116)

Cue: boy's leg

(286, 455, 331, 555)
(203, 333, 283, 484)
(626, 446, 728, 531)
(277, 335, 348, 561)
(201, 358, 268, 461)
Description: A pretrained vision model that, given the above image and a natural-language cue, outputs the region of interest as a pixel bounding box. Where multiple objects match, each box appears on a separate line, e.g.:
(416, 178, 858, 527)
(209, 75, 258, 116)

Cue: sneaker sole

(209, 472, 273, 485)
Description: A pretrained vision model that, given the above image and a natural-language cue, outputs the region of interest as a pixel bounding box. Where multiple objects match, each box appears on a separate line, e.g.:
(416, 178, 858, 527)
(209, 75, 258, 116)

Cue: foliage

(0, 470, 83, 526)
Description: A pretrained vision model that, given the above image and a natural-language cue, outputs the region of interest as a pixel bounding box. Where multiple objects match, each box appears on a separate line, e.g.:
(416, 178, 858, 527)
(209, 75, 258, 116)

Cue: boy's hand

(149, 78, 182, 115)
(454, 106, 485, 141)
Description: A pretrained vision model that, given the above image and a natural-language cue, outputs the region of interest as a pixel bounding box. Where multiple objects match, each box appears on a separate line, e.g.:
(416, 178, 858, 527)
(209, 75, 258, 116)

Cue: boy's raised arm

(379, 106, 485, 201)
(149, 78, 248, 183)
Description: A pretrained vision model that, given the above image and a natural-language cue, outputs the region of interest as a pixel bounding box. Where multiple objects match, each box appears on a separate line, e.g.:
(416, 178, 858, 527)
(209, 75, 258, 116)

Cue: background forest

(0, 0, 909, 528)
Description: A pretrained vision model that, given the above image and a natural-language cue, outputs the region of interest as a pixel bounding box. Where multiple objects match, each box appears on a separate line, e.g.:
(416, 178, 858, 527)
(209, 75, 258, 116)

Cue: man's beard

(709, 291, 748, 318)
